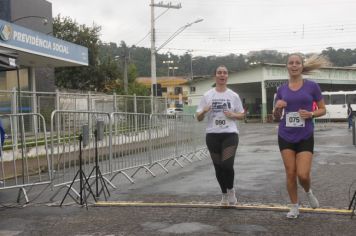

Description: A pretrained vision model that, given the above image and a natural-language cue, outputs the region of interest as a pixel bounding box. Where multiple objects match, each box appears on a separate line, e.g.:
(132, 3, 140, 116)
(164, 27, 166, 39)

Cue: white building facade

(188, 64, 356, 122)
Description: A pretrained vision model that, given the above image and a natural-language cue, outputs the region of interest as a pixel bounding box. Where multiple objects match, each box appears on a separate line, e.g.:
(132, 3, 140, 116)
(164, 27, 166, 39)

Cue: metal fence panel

(0, 90, 167, 132)
(0, 113, 50, 200)
(50, 110, 111, 187)
(0, 108, 208, 201)
(110, 112, 151, 173)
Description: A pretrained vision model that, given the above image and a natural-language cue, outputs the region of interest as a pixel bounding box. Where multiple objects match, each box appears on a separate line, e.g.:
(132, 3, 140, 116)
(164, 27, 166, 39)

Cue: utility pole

(188, 50, 194, 80)
(122, 44, 130, 94)
(150, 0, 181, 97)
(123, 55, 128, 93)
(115, 42, 130, 94)
(190, 55, 193, 80)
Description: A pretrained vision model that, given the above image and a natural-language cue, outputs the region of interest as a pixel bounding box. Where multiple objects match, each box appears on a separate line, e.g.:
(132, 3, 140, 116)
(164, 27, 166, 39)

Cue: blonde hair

(287, 53, 331, 75)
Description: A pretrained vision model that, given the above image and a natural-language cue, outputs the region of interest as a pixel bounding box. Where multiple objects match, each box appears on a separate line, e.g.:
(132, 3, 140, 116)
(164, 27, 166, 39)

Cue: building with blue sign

(0, 0, 88, 93)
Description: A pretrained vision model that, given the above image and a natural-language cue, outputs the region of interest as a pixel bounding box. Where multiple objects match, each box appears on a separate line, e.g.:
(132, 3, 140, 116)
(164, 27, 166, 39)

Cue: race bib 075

(285, 112, 305, 127)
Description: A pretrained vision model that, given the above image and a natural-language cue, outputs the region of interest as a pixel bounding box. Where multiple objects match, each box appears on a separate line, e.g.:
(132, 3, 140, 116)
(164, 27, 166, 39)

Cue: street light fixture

(155, 18, 204, 52)
(163, 60, 174, 76)
(11, 15, 49, 25)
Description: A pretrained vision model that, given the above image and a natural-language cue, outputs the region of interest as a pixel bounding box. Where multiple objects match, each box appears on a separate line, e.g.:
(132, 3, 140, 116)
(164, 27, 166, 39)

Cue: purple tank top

(276, 79, 323, 143)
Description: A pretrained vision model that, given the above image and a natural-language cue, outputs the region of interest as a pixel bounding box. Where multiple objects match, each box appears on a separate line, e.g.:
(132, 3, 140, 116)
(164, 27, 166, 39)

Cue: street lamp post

(168, 66, 179, 76)
(163, 59, 174, 76)
(190, 56, 193, 80)
(187, 50, 194, 80)
(114, 57, 129, 94)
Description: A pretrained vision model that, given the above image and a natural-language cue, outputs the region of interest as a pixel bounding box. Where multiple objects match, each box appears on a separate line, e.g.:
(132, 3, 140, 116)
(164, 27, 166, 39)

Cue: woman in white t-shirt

(196, 65, 245, 205)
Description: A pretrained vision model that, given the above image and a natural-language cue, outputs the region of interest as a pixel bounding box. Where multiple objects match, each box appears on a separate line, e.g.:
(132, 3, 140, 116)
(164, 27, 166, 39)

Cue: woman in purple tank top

(273, 53, 329, 219)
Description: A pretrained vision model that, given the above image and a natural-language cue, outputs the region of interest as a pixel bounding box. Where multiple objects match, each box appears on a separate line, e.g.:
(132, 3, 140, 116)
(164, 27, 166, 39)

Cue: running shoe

(227, 188, 237, 205)
(286, 204, 299, 219)
(220, 193, 229, 205)
(306, 190, 319, 209)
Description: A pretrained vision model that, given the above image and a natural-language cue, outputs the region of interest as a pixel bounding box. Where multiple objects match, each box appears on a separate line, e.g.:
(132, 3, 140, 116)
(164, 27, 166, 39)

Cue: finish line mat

(95, 201, 352, 215)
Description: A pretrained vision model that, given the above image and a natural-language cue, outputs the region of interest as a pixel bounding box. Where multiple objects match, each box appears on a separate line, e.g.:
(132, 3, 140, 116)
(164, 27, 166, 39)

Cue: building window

(174, 87, 182, 95)
(190, 86, 196, 93)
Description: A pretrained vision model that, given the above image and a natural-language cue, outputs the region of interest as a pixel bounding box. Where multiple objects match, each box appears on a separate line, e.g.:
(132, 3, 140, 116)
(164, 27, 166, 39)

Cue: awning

(0, 46, 83, 68)
(0, 49, 18, 71)
(0, 19, 88, 68)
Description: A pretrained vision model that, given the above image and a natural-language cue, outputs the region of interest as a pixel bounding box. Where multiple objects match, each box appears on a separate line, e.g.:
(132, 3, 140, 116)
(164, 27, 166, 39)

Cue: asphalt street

(0, 122, 355, 235)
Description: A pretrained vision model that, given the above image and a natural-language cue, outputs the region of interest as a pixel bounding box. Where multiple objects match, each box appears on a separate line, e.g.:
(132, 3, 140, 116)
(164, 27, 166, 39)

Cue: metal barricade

(109, 113, 207, 182)
(50, 110, 113, 199)
(148, 113, 207, 170)
(0, 113, 50, 203)
(353, 117, 356, 146)
(147, 113, 180, 171)
(173, 114, 198, 164)
(109, 112, 152, 182)
(191, 118, 210, 160)
(0, 109, 209, 202)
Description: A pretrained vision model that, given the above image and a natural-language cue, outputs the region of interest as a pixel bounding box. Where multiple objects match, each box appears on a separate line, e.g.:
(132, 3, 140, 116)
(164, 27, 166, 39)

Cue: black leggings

(206, 133, 239, 193)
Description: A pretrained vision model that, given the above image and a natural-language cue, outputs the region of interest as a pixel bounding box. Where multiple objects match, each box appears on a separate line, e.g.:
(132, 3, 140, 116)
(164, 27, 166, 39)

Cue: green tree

(322, 47, 356, 67)
(128, 63, 149, 96)
(129, 46, 151, 76)
(53, 14, 113, 90)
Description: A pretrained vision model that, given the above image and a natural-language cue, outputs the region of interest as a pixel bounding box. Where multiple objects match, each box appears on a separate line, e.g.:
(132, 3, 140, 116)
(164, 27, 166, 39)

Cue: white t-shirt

(197, 88, 244, 134)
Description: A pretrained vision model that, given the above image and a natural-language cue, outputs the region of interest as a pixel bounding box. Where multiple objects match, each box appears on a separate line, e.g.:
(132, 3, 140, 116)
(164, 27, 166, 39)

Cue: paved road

(0, 122, 355, 235)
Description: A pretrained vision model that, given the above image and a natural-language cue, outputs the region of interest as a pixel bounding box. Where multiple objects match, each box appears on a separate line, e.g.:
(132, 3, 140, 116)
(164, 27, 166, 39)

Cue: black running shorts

(278, 135, 314, 154)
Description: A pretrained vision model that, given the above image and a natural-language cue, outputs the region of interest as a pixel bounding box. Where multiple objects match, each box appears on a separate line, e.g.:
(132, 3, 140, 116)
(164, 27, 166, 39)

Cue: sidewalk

(0, 122, 355, 235)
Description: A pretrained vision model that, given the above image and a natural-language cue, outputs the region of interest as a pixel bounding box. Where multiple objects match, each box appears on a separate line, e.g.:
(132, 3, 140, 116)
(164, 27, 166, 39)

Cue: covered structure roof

(136, 76, 189, 87)
(0, 49, 18, 71)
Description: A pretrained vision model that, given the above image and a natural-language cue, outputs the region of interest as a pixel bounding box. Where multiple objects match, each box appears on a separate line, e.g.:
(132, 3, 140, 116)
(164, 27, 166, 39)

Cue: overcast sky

(50, 0, 356, 56)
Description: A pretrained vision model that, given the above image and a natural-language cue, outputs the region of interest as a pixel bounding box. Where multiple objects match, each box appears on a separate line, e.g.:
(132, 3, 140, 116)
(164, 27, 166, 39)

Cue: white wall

(188, 77, 215, 106)
(228, 67, 263, 84)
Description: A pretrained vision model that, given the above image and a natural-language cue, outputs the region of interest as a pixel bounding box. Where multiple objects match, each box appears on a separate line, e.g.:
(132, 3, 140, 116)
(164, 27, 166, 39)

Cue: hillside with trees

(53, 15, 356, 95)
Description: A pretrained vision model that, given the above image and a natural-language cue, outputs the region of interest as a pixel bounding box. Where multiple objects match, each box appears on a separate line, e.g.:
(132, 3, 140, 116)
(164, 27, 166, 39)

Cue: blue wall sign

(0, 19, 88, 66)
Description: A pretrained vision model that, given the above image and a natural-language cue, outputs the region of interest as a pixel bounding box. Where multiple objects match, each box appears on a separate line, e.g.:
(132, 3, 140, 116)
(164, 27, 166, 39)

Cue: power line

(182, 0, 356, 7)
(165, 40, 356, 55)
(125, 1, 356, 56)
(156, 22, 356, 36)
(134, 31, 150, 46)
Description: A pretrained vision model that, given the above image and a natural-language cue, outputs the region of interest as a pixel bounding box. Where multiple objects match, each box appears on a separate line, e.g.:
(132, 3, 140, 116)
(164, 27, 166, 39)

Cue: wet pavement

(0, 122, 356, 235)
